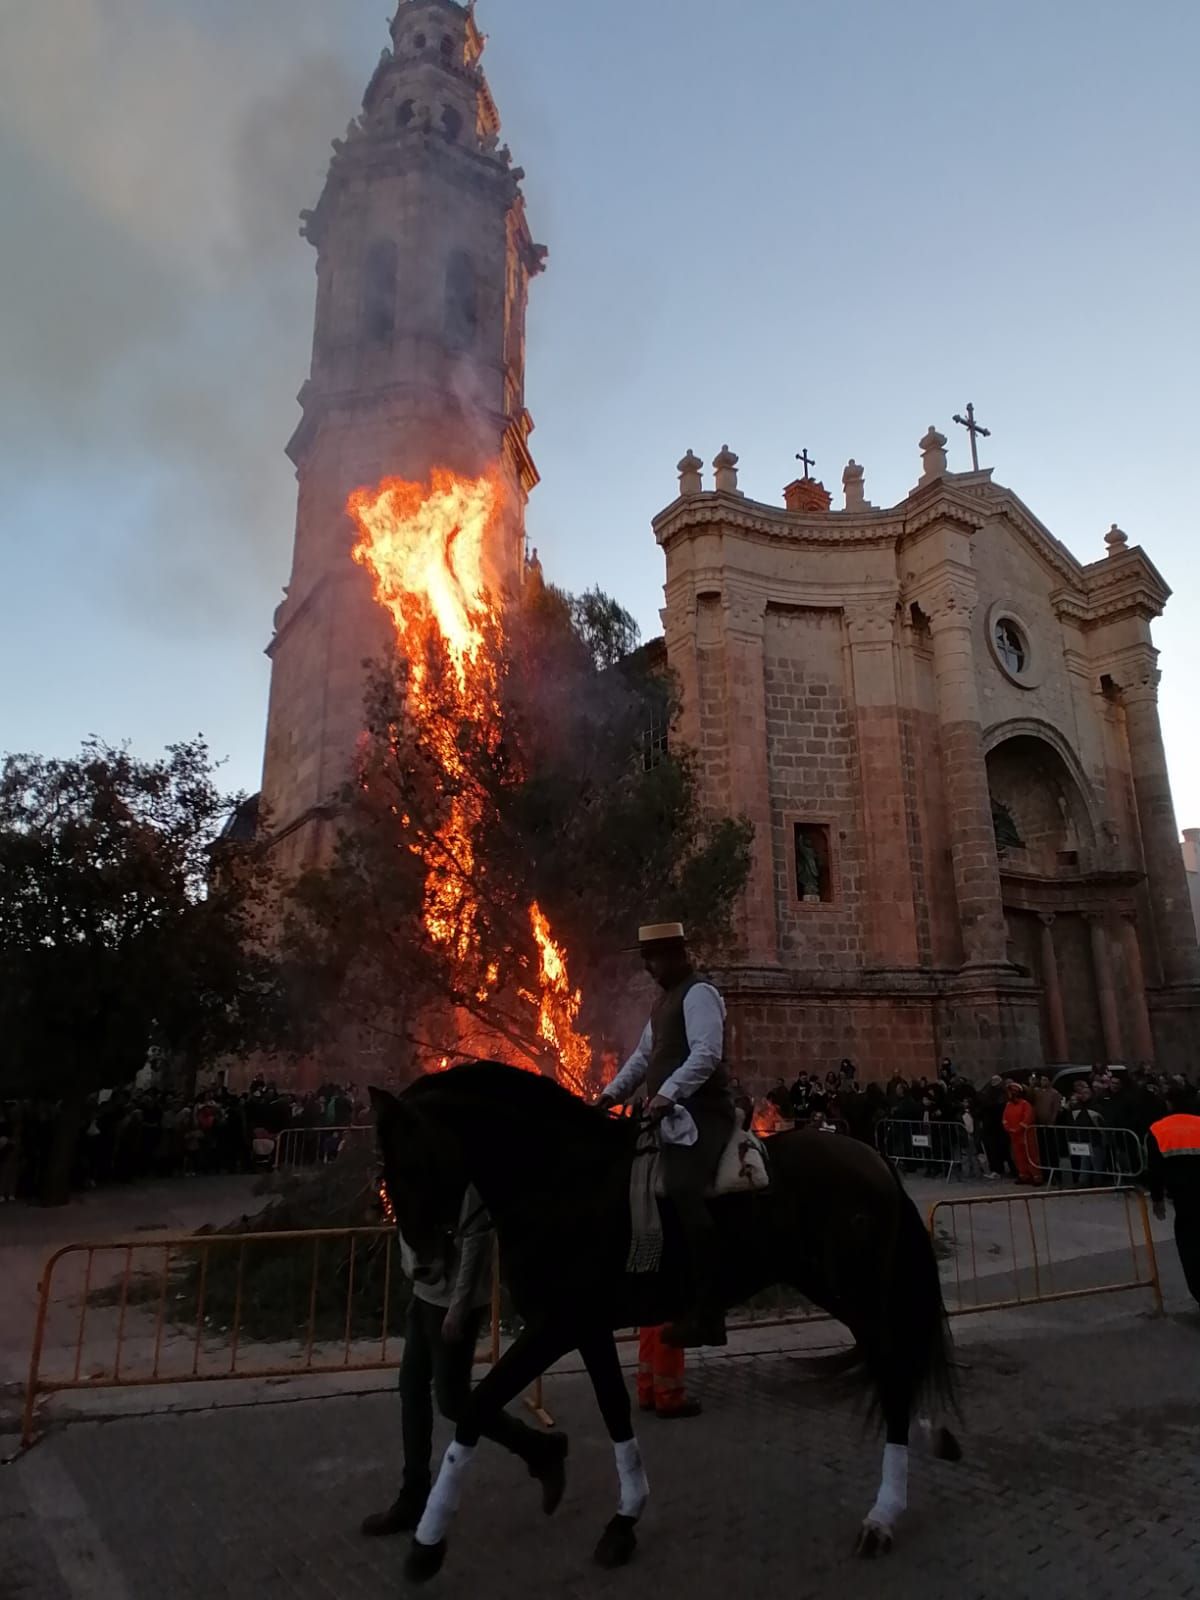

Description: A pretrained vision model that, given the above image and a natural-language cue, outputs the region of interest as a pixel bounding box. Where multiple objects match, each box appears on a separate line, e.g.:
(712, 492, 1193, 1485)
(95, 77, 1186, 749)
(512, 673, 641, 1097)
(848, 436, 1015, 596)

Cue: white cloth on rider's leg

(615, 1437, 649, 1520)
(415, 1441, 476, 1546)
(657, 1105, 698, 1147)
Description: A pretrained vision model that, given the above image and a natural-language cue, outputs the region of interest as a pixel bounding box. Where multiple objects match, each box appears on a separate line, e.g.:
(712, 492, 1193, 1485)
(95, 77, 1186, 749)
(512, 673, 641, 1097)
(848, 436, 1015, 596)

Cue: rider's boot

(663, 1220, 727, 1349)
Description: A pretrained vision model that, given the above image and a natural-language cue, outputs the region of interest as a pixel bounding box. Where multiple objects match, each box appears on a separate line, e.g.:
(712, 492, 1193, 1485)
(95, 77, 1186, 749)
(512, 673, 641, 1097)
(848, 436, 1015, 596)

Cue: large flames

(349, 468, 592, 1096)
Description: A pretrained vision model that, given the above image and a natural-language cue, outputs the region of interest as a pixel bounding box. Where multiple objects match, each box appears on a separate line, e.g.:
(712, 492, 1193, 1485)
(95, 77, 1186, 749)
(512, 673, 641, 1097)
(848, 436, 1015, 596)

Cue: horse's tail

(887, 1177, 957, 1417)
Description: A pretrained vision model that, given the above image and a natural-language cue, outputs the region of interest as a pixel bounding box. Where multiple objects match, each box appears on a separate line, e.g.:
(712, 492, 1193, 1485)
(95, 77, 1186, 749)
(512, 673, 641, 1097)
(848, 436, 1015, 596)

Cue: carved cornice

(502, 408, 539, 495)
(653, 491, 906, 551)
(901, 484, 988, 537)
(1076, 547, 1171, 626)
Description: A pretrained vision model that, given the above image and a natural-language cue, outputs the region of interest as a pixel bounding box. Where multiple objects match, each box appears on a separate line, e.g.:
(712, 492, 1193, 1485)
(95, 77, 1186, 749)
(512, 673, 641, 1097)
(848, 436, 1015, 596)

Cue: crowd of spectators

(735, 1058, 1199, 1184)
(0, 1080, 363, 1204)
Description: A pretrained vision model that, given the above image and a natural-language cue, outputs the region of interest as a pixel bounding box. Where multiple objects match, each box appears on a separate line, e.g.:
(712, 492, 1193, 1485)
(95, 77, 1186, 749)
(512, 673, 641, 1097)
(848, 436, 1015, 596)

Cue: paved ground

(0, 1178, 264, 1390)
(3, 1279, 1199, 1600)
(2, 1171, 1195, 1599)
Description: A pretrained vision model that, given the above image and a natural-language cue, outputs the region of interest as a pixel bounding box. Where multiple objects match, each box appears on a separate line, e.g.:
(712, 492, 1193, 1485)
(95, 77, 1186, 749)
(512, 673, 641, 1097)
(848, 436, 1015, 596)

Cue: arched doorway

(985, 727, 1151, 1066)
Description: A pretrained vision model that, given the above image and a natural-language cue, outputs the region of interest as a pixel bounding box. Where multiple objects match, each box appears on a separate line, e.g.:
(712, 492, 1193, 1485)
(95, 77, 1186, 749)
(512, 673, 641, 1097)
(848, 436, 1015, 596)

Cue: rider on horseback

(597, 923, 735, 1348)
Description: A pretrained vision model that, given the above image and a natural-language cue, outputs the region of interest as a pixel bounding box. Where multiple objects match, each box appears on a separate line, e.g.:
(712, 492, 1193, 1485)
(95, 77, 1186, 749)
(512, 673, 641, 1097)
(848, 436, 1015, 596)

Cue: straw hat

(637, 922, 686, 945)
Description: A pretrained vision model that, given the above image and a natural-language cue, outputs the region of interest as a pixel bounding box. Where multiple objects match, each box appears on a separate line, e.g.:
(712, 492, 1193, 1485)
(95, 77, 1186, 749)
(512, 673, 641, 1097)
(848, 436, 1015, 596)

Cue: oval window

(994, 620, 1027, 677)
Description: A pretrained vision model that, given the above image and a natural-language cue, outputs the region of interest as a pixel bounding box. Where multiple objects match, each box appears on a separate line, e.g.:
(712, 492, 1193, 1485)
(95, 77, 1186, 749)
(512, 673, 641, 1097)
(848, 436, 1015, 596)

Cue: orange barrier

(929, 1187, 1162, 1318)
(21, 1227, 546, 1448)
(23, 1190, 1161, 1448)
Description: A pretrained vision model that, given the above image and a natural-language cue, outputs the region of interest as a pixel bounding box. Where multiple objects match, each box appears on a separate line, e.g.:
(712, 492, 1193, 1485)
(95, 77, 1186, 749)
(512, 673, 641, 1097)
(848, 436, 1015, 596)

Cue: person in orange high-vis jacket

(637, 1326, 701, 1420)
(1147, 1088, 1200, 1306)
(1002, 1083, 1041, 1185)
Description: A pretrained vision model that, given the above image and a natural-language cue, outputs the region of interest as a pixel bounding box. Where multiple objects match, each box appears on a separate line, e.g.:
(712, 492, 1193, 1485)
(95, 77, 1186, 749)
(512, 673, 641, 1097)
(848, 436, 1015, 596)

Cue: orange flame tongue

(348, 469, 496, 694)
(349, 468, 592, 1093)
(529, 903, 590, 1098)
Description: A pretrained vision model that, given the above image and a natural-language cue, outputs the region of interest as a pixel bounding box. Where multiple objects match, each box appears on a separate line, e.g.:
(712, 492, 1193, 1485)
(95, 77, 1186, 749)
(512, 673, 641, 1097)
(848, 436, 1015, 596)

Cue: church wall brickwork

(906, 650, 963, 969)
(762, 608, 866, 971)
(725, 991, 936, 1088)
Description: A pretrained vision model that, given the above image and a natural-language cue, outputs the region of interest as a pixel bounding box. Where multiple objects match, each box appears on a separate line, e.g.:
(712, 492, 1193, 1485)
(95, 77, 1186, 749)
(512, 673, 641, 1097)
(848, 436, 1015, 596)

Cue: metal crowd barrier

(20, 1227, 548, 1449)
(1029, 1123, 1146, 1188)
(273, 1124, 372, 1171)
(929, 1187, 1161, 1318)
(875, 1118, 973, 1177)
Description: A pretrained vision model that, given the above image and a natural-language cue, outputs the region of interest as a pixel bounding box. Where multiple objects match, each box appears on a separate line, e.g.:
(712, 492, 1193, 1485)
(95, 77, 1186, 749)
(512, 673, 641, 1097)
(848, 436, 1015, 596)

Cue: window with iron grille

(642, 703, 669, 771)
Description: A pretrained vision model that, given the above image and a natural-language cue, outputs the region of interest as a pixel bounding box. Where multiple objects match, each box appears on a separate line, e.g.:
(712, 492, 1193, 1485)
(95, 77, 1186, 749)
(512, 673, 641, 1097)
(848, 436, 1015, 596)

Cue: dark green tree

(0, 739, 288, 1202)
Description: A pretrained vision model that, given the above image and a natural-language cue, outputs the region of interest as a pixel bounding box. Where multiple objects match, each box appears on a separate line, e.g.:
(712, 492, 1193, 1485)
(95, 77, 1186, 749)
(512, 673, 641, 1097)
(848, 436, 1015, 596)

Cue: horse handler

(361, 1184, 566, 1537)
(598, 921, 735, 1348)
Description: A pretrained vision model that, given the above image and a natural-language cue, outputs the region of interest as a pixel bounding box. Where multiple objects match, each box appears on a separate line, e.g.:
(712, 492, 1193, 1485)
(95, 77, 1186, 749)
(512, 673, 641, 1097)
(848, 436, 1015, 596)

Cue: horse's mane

(401, 1061, 621, 1145)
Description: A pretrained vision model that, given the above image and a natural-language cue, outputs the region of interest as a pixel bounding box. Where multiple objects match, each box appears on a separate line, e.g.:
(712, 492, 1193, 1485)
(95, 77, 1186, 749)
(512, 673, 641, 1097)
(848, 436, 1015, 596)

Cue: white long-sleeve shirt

(606, 983, 727, 1105)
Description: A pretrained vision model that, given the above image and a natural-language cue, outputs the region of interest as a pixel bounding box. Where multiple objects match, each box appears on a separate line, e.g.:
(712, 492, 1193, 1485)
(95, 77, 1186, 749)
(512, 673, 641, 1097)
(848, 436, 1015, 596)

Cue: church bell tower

(260, 0, 546, 868)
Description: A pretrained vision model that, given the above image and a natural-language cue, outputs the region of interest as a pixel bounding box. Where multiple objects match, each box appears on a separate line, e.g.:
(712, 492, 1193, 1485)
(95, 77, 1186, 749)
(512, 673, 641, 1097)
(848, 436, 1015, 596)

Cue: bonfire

(348, 468, 592, 1096)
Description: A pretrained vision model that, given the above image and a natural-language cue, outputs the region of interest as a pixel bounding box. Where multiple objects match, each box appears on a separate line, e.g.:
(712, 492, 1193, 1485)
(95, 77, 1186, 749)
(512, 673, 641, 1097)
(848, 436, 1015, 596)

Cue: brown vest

(646, 974, 731, 1110)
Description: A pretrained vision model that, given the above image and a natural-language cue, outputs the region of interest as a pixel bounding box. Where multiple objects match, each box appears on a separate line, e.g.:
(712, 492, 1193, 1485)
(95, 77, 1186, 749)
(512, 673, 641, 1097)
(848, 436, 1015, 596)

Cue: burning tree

(283, 469, 753, 1092)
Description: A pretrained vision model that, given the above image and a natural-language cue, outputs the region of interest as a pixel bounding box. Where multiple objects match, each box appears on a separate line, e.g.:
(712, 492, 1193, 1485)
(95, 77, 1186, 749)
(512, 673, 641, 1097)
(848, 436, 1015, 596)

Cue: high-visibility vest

(1149, 1113, 1200, 1158)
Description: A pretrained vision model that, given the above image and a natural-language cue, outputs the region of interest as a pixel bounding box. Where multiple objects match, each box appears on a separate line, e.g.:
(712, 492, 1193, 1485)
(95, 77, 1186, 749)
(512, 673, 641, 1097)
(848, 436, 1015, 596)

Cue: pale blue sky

(1, 0, 1198, 826)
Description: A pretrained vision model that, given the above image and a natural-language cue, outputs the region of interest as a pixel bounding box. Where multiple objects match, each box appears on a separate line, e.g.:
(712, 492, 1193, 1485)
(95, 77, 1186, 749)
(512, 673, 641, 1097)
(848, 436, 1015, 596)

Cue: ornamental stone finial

(843, 459, 867, 511)
(713, 445, 740, 495)
(918, 425, 948, 486)
(1105, 522, 1130, 557)
(677, 450, 704, 497)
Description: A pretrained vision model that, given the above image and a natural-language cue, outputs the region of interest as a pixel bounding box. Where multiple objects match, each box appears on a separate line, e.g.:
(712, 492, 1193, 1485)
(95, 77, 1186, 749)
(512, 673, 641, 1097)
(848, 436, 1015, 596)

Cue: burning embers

(349, 468, 591, 1096)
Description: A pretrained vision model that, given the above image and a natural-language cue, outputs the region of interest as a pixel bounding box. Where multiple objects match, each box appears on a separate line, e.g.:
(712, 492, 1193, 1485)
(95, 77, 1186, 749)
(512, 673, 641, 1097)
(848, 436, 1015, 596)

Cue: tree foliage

(0, 739, 288, 1112)
(282, 583, 753, 1075)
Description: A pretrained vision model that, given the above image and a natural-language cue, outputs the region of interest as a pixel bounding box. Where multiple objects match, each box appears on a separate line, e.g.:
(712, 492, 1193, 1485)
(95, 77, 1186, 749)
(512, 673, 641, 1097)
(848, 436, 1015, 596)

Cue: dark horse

(371, 1063, 959, 1582)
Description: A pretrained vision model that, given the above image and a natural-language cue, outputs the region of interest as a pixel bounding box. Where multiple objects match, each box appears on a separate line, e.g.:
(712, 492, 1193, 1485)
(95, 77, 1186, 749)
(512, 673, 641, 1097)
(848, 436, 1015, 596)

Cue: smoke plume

(0, 0, 368, 630)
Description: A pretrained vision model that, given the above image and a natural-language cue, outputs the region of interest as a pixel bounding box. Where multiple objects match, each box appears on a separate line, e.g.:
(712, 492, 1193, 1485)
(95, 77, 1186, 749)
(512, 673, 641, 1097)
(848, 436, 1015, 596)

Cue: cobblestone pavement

(4, 1299, 1199, 1600)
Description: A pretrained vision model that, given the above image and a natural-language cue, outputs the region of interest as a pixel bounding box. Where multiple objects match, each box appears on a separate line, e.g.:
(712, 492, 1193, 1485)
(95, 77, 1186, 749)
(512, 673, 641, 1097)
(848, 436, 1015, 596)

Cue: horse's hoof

(855, 1521, 894, 1559)
(593, 1514, 638, 1569)
(404, 1539, 448, 1583)
(935, 1425, 963, 1463)
(533, 1431, 569, 1516)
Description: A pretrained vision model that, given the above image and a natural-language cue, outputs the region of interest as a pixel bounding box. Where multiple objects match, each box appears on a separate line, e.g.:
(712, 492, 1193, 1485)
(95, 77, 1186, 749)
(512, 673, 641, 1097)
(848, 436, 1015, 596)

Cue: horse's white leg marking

(414, 1441, 476, 1546)
(615, 1437, 649, 1520)
(865, 1442, 908, 1532)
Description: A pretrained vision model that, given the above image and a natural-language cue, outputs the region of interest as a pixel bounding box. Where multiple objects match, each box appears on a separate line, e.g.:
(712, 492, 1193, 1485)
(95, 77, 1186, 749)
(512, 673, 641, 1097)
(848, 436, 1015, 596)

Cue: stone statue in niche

(796, 831, 822, 902)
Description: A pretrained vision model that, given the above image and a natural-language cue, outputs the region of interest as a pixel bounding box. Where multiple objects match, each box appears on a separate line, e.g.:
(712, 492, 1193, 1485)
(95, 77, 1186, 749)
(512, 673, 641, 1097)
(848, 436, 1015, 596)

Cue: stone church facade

(255, 3, 1199, 1087)
(259, 0, 544, 872)
(656, 437, 1200, 1081)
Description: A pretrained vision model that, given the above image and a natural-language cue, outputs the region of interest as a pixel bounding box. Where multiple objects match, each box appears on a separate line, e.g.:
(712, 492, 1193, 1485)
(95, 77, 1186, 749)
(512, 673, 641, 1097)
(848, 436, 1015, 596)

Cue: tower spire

(261, 0, 546, 868)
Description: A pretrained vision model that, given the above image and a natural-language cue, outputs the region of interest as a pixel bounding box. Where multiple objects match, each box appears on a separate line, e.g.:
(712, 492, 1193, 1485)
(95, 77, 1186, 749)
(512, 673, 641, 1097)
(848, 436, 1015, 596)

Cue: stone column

(1121, 667, 1200, 986)
(722, 587, 778, 966)
(1087, 914, 1124, 1063)
(1119, 912, 1156, 1063)
(1038, 915, 1070, 1063)
(846, 602, 919, 967)
(925, 584, 1009, 966)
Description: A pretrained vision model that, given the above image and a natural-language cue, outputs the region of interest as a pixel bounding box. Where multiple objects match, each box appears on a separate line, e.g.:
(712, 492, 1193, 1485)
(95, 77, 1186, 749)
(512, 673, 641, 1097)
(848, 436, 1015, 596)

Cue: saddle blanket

(626, 1125, 771, 1274)
(660, 1126, 772, 1199)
